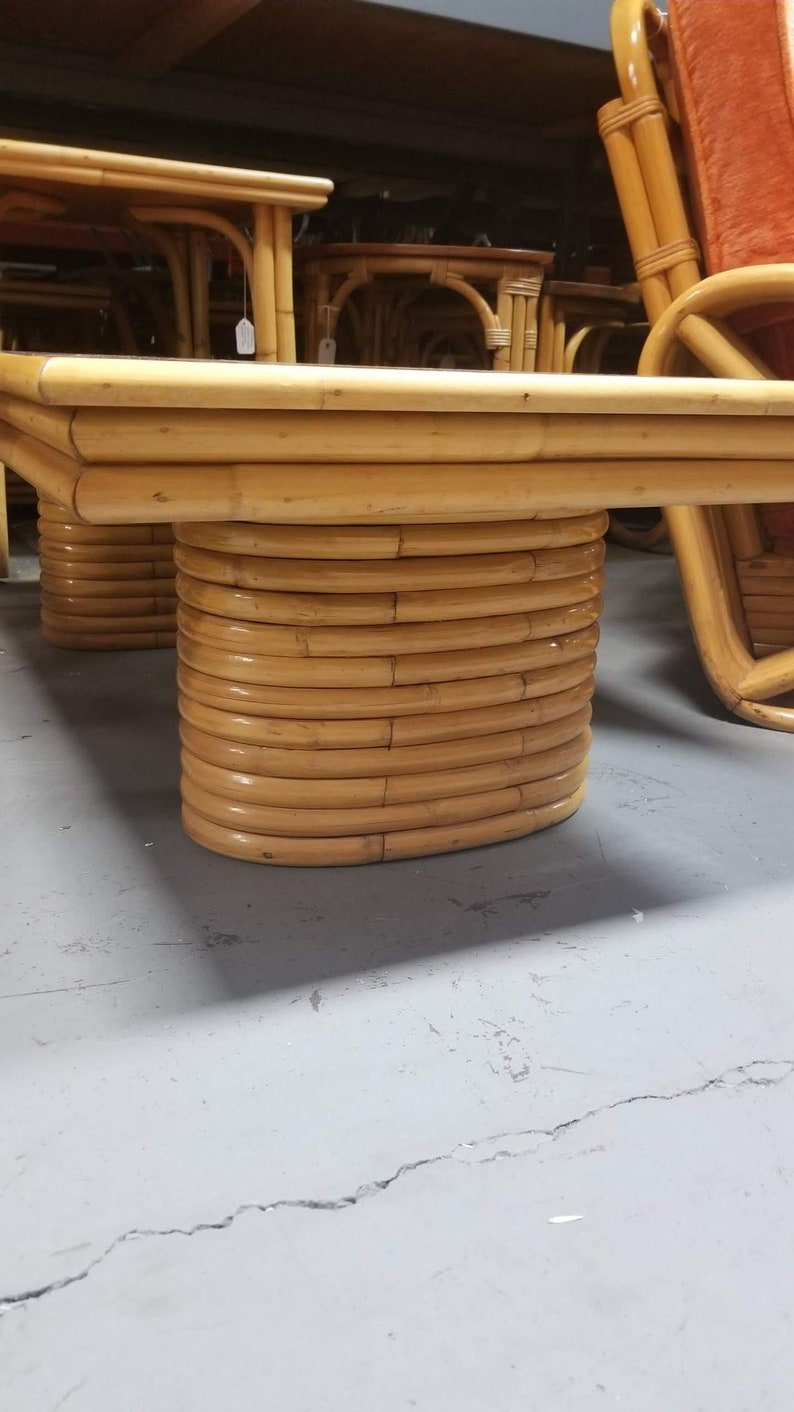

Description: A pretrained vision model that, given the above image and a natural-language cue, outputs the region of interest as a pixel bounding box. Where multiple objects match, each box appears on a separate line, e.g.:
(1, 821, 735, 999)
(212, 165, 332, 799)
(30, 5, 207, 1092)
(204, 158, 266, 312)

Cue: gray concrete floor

(1, 535, 793, 1411)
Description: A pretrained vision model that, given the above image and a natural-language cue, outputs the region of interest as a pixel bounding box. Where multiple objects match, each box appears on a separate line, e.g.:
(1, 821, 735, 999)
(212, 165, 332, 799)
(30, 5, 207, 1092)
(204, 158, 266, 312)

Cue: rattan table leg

(39, 498, 178, 650)
(175, 510, 605, 864)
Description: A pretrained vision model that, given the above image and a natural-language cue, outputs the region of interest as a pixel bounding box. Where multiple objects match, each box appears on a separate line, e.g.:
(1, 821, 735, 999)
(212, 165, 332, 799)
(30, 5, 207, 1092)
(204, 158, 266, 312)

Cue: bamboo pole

(180, 758, 589, 840)
(178, 678, 592, 751)
(509, 296, 527, 374)
(0, 464, 8, 579)
(181, 716, 556, 779)
(0, 423, 81, 511)
(188, 230, 211, 359)
(21, 352, 794, 414)
(609, 4, 701, 304)
(129, 272, 178, 357)
(0, 283, 111, 310)
(130, 205, 254, 285)
(37, 517, 165, 545)
(41, 572, 177, 598)
(42, 607, 175, 635)
(381, 788, 586, 864)
(252, 203, 278, 363)
(66, 403, 794, 465)
(0, 394, 76, 457)
(176, 639, 598, 720)
(0, 138, 333, 208)
(535, 296, 555, 374)
(72, 457, 794, 527)
(273, 206, 296, 362)
(136, 225, 193, 358)
(172, 539, 599, 592)
(598, 98, 670, 324)
(180, 728, 590, 820)
(738, 647, 794, 703)
(180, 779, 588, 864)
(109, 296, 139, 356)
(179, 717, 591, 810)
(173, 516, 607, 560)
(179, 683, 587, 762)
(43, 590, 176, 617)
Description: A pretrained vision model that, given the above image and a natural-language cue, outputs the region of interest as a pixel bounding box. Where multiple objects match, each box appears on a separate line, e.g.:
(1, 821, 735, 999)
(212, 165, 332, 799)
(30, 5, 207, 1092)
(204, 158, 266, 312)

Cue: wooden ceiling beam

(0, 41, 572, 174)
(117, 0, 264, 79)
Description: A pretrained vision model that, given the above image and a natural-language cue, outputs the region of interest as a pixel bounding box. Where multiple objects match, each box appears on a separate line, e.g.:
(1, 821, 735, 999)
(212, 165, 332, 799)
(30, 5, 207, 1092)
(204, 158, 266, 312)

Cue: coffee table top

(3, 351, 791, 416)
(542, 280, 642, 305)
(296, 242, 554, 265)
(0, 137, 333, 222)
(3, 355, 792, 530)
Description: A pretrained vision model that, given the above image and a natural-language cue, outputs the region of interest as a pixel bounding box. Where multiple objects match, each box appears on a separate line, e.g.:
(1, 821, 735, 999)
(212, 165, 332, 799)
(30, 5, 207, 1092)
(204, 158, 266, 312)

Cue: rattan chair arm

(639, 266, 794, 378)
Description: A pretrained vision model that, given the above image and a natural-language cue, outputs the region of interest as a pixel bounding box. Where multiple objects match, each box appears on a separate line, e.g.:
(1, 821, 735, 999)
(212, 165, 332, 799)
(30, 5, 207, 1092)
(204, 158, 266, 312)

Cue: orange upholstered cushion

(669, 0, 794, 280)
(668, 0, 794, 548)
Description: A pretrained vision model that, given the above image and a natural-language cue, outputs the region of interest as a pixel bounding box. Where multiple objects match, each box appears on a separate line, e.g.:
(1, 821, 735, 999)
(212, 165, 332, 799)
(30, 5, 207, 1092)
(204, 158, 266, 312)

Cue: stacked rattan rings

(38, 499, 178, 650)
(174, 511, 606, 865)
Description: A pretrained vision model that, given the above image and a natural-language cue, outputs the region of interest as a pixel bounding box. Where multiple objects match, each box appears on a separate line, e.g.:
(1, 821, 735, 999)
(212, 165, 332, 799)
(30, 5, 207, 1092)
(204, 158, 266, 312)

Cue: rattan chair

(599, 0, 794, 729)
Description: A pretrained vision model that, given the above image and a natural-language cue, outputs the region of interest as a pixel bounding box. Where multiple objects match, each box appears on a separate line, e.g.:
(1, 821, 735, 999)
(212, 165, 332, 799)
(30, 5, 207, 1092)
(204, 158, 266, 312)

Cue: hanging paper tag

(235, 317, 255, 356)
(318, 337, 337, 365)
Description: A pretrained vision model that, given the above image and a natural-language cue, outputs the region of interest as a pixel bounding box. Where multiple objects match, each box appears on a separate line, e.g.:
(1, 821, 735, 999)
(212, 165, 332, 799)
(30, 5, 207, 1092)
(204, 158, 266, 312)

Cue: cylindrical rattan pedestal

(174, 511, 606, 865)
(39, 500, 178, 650)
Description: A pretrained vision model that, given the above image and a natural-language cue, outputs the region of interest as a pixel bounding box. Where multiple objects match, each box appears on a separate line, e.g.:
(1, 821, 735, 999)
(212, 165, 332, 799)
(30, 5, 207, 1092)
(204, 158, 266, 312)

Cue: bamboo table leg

(174, 508, 607, 864)
(0, 322, 9, 577)
(496, 268, 544, 374)
(0, 465, 9, 580)
(188, 230, 211, 359)
(252, 204, 278, 363)
(273, 206, 296, 362)
(142, 226, 194, 359)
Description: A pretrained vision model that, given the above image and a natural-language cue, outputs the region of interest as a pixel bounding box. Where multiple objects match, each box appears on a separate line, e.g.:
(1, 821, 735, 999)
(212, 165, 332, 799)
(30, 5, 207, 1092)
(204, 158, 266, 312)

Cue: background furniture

(0, 138, 331, 646)
(536, 279, 642, 373)
(298, 243, 552, 371)
(535, 276, 665, 552)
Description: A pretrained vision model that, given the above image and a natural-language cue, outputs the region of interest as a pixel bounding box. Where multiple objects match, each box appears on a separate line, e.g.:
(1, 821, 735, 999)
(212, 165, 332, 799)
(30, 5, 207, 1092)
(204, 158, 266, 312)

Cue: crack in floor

(2, 1058, 791, 1316)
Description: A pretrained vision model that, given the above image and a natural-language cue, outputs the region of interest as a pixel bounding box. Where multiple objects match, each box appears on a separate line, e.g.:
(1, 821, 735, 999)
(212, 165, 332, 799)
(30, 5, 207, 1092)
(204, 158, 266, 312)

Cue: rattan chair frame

(600, 0, 794, 728)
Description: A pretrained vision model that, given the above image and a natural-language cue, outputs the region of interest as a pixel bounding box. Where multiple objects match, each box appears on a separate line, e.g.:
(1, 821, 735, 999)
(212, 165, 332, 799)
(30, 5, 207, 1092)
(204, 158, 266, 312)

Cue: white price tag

(235, 317, 255, 356)
(318, 337, 337, 365)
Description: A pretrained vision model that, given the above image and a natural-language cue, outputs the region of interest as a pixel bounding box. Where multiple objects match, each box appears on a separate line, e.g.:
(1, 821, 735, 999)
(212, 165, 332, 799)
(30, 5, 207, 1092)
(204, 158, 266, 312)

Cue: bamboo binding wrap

(175, 511, 606, 864)
(39, 499, 177, 650)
